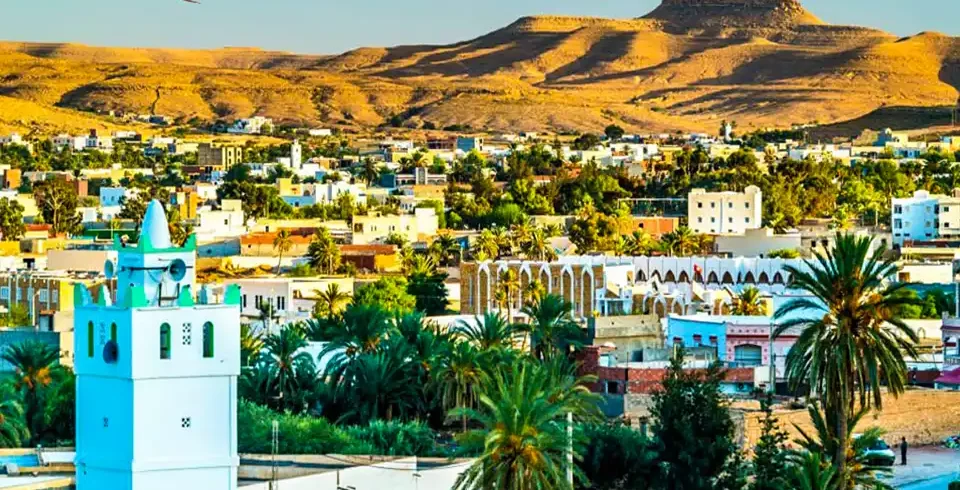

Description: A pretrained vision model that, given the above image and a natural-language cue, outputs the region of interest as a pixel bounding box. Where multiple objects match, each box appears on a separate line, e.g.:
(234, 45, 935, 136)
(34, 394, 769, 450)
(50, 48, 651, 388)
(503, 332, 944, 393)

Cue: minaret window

(110, 323, 117, 343)
(87, 322, 94, 357)
(160, 324, 172, 360)
(202, 322, 214, 358)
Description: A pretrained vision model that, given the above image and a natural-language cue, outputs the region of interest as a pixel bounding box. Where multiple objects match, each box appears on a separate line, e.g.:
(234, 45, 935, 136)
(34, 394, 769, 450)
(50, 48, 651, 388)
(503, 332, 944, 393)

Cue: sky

(0, 0, 956, 55)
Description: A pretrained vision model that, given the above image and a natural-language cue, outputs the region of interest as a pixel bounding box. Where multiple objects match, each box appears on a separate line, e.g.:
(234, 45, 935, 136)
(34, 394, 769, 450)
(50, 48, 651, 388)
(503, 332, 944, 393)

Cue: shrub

(949, 481, 960, 490)
(345, 420, 441, 457)
(578, 423, 658, 490)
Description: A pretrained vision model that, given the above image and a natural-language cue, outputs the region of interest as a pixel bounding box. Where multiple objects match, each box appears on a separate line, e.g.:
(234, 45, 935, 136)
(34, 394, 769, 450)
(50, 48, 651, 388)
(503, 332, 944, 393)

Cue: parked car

(858, 437, 896, 466)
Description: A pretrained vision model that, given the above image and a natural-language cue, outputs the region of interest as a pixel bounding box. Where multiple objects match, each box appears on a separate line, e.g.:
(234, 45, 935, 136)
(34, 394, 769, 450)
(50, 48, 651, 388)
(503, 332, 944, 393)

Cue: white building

(74, 200, 240, 490)
(227, 116, 273, 135)
(52, 134, 87, 152)
(195, 200, 246, 241)
(891, 189, 960, 246)
(85, 131, 113, 152)
(224, 277, 354, 329)
(352, 208, 439, 245)
(290, 139, 302, 169)
(688, 185, 762, 235)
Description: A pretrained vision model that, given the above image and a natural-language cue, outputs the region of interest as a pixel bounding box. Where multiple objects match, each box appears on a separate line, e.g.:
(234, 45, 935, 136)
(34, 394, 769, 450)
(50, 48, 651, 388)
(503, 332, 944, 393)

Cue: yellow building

(197, 143, 244, 172)
(169, 190, 200, 220)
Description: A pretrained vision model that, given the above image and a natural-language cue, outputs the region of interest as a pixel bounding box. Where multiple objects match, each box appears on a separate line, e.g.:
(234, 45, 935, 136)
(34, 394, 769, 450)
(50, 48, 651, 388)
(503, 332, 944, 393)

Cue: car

(860, 438, 896, 466)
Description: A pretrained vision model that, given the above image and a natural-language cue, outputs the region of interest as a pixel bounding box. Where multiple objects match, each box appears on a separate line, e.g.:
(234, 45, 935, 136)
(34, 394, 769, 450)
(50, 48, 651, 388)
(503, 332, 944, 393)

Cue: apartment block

(688, 185, 762, 235)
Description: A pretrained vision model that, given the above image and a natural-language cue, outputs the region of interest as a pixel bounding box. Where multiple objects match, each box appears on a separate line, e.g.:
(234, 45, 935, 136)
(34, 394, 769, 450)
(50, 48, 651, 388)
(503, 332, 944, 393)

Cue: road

(900, 473, 956, 489)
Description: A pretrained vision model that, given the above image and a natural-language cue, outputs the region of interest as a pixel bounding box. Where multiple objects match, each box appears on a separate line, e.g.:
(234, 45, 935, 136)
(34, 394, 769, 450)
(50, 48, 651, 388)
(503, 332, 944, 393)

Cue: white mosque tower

(74, 200, 241, 490)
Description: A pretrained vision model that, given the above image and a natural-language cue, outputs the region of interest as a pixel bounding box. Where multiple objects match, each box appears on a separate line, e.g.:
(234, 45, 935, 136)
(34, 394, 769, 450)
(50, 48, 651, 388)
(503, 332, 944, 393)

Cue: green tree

(578, 423, 658, 490)
(651, 349, 743, 490)
(0, 340, 60, 443)
(240, 323, 264, 367)
(521, 294, 584, 360)
(33, 178, 81, 235)
(604, 125, 625, 141)
(312, 283, 352, 319)
(752, 396, 790, 490)
(260, 324, 317, 413)
(353, 277, 417, 314)
(435, 341, 485, 432)
(0, 198, 26, 241)
(774, 233, 919, 484)
(452, 358, 602, 490)
(307, 227, 341, 274)
(731, 286, 768, 316)
(272, 229, 293, 276)
(406, 257, 449, 315)
(0, 383, 28, 448)
(453, 312, 517, 353)
(572, 133, 601, 151)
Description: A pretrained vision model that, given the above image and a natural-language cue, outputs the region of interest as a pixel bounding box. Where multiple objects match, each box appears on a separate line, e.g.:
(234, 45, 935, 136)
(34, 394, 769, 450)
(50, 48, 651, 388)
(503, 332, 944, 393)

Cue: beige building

(197, 143, 244, 172)
(713, 228, 802, 258)
(688, 185, 762, 235)
(352, 208, 439, 245)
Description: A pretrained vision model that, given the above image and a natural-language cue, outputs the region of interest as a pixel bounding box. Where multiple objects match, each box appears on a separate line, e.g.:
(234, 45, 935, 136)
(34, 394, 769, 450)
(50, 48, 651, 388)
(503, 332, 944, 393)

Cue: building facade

(892, 189, 960, 246)
(688, 185, 762, 235)
(74, 200, 240, 490)
(197, 143, 244, 173)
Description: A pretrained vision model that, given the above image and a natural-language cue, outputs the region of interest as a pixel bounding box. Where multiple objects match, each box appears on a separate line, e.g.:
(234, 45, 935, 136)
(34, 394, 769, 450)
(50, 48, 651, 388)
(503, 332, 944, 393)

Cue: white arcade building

(74, 200, 241, 490)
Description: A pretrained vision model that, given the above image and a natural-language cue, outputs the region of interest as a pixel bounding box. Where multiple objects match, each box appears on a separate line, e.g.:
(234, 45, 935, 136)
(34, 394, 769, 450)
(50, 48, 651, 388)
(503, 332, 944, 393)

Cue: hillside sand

(0, 0, 958, 135)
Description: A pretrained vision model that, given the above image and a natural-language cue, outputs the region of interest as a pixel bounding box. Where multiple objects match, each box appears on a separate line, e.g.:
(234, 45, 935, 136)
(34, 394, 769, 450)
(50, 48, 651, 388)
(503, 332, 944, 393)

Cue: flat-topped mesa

(644, 0, 824, 30)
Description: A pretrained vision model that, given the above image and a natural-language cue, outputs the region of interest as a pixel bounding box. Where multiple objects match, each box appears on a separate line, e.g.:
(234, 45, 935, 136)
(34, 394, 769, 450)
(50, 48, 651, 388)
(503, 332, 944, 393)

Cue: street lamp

(30, 289, 42, 331)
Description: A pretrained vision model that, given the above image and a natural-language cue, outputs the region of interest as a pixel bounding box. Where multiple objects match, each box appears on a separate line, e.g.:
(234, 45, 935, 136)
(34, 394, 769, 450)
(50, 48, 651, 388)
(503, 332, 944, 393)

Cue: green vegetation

(0, 340, 75, 447)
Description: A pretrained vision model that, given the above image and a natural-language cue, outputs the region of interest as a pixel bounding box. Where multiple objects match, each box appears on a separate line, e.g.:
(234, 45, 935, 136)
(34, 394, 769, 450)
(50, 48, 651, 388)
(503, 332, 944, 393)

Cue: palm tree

(787, 451, 837, 490)
(731, 286, 768, 316)
(307, 227, 341, 274)
(521, 294, 584, 360)
(359, 157, 380, 185)
(523, 280, 548, 308)
(1, 340, 60, 441)
(434, 341, 486, 432)
(240, 323, 265, 367)
(0, 383, 29, 448)
(453, 312, 517, 352)
(262, 324, 315, 408)
(791, 405, 894, 490)
(322, 303, 391, 356)
(272, 229, 293, 276)
(257, 300, 280, 331)
(313, 283, 352, 319)
(661, 226, 697, 256)
(430, 232, 462, 266)
(623, 230, 654, 256)
(326, 341, 420, 423)
(523, 228, 557, 261)
(472, 229, 499, 260)
(452, 358, 602, 490)
(774, 233, 919, 484)
(496, 269, 521, 319)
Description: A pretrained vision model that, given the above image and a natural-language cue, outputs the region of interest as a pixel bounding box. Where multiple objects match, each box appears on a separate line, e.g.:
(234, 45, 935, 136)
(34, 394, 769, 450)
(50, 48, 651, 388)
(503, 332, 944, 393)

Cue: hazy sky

(1, 0, 956, 54)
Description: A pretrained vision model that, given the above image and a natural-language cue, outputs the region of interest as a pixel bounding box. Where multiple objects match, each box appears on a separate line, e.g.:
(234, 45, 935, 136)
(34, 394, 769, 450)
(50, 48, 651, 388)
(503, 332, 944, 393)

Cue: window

(605, 381, 620, 394)
(697, 217, 703, 223)
(672, 336, 683, 345)
(202, 322, 214, 358)
(693, 334, 702, 344)
(894, 219, 902, 229)
(745, 202, 750, 208)
(182, 323, 192, 346)
(745, 218, 750, 223)
(710, 202, 716, 208)
(697, 202, 703, 208)
(242, 294, 248, 308)
(946, 223, 952, 229)
(110, 323, 117, 343)
(894, 205, 903, 214)
(277, 296, 286, 311)
(709, 335, 718, 345)
(0, 287, 7, 300)
(944, 206, 950, 213)
(87, 322, 95, 357)
(160, 324, 171, 359)
(39, 290, 48, 303)
(728, 217, 733, 223)
(728, 202, 733, 208)
(52, 290, 58, 304)
(181, 417, 192, 429)
(710, 217, 715, 223)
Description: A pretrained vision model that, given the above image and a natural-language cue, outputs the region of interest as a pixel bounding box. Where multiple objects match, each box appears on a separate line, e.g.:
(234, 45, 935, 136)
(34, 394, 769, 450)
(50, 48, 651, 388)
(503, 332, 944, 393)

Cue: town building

(197, 143, 244, 173)
(713, 228, 802, 257)
(195, 200, 246, 241)
(73, 201, 240, 490)
(892, 189, 960, 246)
(0, 270, 90, 332)
(224, 277, 354, 328)
(227, 116, 273, 135)
(351, 208, 439, 245)
(688, 186, 762, 235)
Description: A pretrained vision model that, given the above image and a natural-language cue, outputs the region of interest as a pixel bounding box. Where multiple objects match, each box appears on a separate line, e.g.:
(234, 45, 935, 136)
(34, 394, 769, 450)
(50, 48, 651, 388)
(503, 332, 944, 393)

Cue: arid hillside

(0, 0, 958, 135)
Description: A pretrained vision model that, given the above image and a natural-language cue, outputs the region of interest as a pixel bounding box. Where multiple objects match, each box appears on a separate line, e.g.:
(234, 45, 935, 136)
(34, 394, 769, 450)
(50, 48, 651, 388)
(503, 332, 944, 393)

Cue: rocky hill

(0, 0, 957, 135)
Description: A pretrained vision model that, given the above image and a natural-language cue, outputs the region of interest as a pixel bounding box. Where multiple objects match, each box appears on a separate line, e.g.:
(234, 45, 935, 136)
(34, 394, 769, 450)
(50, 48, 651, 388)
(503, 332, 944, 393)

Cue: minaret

(290, 139, 302, 170)
(74, 200, 241, 490)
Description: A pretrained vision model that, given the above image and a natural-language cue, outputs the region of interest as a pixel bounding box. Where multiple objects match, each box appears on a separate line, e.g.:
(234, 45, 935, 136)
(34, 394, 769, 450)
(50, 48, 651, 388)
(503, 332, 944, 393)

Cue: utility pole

(566, 412, 573, 489)
(768, 325, 775, 395)
(270, 420, 279, 490)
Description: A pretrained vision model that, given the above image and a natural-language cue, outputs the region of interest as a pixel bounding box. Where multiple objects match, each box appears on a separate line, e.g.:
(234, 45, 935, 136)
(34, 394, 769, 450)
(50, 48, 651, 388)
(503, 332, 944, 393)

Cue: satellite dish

(168, 259, 187, 282)
(103, 341, 119, 364)
(104, 260, 115, 279)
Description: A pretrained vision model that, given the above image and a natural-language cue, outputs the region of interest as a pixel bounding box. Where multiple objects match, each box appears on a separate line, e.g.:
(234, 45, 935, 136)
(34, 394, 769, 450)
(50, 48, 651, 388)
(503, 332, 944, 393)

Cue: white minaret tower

(74, 200, 240, 490)
(290, 139, 302, 170)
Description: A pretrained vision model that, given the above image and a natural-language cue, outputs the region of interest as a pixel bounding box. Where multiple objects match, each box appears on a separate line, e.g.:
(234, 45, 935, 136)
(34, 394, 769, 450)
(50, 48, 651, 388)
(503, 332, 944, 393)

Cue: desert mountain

(0, 0, 957, 135)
